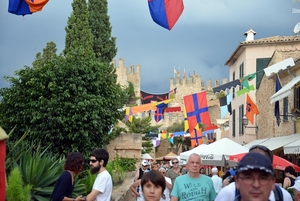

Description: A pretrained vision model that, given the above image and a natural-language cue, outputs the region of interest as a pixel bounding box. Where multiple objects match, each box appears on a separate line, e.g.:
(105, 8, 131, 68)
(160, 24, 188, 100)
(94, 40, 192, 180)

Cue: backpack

(235, 184, 283, 201)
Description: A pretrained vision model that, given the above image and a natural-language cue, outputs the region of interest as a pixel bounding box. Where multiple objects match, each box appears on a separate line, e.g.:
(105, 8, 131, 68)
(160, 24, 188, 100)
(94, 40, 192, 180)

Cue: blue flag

(275, 74, 282, 126)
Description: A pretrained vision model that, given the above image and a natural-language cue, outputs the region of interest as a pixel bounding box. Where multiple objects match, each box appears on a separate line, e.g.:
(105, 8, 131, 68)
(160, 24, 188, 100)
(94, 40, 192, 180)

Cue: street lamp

(242, 116, 258, 139)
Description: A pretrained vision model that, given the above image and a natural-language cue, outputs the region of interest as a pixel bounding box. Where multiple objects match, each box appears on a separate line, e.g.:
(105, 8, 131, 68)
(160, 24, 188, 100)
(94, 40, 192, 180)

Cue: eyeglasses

(172, 162, 178, 164)
(89, 159, 98, 163)
(237, 175, 273, 185)
(249, 145, 273, 162)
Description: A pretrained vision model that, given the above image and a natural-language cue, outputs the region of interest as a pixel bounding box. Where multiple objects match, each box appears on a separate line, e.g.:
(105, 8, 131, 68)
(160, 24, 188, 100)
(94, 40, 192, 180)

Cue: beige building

(225, 29, 300, 145)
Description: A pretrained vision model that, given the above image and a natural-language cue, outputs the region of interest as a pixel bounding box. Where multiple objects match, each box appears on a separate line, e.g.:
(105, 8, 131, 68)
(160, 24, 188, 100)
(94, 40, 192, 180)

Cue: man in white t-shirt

(215, 145, 292, 201)
(86, 148, 113, 201)
(210, 167, 222, 195)
(159, 168, 172, 201)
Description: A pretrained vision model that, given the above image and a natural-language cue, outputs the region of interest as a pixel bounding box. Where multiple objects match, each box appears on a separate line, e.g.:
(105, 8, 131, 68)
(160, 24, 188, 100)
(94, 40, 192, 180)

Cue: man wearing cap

(211, 167, 222, 195)
(134, 159, 149, 182)
(234, 152, 276, 201)
(288, 179, 300, 201)
(215, 145, 292, 201)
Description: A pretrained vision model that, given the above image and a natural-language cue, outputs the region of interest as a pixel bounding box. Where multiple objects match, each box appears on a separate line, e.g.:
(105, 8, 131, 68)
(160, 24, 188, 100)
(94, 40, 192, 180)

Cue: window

(239, 104, 244, 135)
(294, 87, 300, 110)
(239, 62, 244, 90)
(283, 97, 288, 122)
(232, 109, 236, 137)
(232, 71, 235, 99)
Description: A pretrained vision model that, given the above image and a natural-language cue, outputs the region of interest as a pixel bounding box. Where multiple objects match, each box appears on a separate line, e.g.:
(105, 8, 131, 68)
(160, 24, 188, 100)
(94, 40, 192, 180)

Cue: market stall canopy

(180, 144, 208, 161)
(284, 138, 300, 154)
(244, 134, 300, 151)
(198, 138, 249, 166)
(156, 152, 179, 161)
(243, 138, 270, 149)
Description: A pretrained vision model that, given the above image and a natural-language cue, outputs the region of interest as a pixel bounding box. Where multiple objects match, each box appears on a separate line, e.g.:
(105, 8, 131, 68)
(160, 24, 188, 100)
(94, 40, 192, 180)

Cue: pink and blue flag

(148, 0, 184, 30)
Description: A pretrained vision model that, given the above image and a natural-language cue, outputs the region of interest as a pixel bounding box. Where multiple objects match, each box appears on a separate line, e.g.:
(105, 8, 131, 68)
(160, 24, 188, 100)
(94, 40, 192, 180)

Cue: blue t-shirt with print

(171, 174, 216, 201)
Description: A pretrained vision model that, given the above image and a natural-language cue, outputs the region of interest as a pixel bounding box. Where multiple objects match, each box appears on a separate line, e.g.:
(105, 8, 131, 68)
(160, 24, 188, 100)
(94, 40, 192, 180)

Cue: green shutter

(256, 58, 270, 89)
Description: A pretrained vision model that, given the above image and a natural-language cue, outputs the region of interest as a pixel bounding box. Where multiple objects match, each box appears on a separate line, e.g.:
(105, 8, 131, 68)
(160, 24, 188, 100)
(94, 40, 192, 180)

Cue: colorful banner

(140, 90, 169, 104)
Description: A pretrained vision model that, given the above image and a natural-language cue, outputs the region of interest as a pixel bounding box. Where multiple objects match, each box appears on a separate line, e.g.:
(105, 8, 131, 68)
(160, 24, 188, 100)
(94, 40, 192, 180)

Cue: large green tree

(88, 0, 117, 63)
(0, 0, 124, 156)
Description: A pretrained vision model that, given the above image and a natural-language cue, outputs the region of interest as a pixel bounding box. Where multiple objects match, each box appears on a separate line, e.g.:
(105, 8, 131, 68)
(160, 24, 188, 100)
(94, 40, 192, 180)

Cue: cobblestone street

(111, 172, 135, 201)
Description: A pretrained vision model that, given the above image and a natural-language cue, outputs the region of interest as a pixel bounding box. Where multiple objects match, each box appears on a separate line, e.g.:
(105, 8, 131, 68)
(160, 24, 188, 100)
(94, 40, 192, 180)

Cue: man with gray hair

(211, 167, 222, 195)
(170, 153, 216, 201)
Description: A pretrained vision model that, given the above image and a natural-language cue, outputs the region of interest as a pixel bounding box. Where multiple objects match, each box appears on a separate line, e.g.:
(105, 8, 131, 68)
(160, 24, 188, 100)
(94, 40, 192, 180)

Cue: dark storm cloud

(1, 0, 299, 93)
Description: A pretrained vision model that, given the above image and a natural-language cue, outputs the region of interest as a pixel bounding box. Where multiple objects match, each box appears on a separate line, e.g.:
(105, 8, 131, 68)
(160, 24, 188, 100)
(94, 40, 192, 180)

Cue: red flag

(246, 94, 260, 124)
(190, 128, 203, 148)
(184, 91, 212, 133)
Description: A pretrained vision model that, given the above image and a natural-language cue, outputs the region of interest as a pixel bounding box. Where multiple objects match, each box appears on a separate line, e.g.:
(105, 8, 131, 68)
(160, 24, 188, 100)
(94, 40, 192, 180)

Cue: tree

(0, 0, 124, 156)
(124, 116, 160, 134)
(88, 0, 117, 63)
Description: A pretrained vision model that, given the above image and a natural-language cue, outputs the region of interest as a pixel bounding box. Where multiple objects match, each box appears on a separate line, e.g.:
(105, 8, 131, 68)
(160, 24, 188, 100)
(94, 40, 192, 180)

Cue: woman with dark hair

(141, 170, 166, 201)
(51, 152, 85, 201)
(283, 165, 297, 188)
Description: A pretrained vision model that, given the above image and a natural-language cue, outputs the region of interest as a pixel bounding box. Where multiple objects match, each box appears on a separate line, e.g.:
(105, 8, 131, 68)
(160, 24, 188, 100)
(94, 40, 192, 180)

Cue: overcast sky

(1, 0, 300, 93)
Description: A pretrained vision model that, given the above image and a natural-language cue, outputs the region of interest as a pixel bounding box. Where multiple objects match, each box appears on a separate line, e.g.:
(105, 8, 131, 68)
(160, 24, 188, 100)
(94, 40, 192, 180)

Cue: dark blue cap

(236, 152, 274, 175)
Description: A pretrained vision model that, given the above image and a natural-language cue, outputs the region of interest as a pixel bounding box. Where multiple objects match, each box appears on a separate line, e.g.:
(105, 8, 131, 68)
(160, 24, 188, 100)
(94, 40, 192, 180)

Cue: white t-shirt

(211, 175, 223, 194)
(137, 184, 144, 201)
(92, 170, 113, 201)
(160, 177, 172, 201)
(215, 182, 293, 201)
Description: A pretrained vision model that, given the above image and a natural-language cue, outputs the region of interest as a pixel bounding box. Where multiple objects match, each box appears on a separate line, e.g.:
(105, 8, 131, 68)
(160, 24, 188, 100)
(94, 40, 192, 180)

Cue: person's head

(249, 145, 273, 163)
(235, 152, 275, 201)
(141, 170, 166, 201)
(225, 164, 230, 172)
(159, 168, 167, 177)
(288, 179, 300, 201)
(163, 161, 170, 169)
(200, 167, 205, 174)
(151, 162, 160, 171)
(89, 148, 109, 174)
(141, 160, 149, 170)
(284, 166, 296, 176)
(187, 153, 201, 174)
(211, 167, 218, 175)
(171, 158, 179, 168)
(64, 152, 85, 174)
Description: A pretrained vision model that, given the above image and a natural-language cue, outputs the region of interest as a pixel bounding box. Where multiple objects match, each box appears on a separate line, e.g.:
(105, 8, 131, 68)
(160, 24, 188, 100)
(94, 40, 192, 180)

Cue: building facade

(225, 29, 300, 145)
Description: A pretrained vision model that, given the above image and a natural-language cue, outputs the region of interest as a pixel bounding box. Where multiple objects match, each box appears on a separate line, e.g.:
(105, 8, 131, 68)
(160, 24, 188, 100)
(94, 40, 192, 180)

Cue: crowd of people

(50, 145, 299, 201)
(131, 145, 299, 201)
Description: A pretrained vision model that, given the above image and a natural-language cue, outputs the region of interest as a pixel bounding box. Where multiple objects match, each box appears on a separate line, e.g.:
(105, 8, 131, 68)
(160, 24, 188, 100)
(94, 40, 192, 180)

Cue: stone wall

(107, 133, 142, 161)
(256, 50, 300, 139)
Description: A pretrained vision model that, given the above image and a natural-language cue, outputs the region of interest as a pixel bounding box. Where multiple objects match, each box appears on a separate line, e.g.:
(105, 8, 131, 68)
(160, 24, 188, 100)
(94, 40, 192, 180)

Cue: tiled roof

(241, 35, 300, 45)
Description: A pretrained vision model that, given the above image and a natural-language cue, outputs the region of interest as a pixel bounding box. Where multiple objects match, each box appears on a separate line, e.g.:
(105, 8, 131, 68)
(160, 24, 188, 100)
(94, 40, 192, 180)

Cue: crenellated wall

(170, 75, 228, 107)
(113, 58, 141, 102)
(113, 58, 227, 128)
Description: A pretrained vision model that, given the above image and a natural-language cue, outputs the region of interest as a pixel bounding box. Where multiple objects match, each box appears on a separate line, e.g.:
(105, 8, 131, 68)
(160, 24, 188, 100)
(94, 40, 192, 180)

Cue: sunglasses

(89, 159, 98, 163)
(172, 162, 178, 164)
(249, 145, 273, 161)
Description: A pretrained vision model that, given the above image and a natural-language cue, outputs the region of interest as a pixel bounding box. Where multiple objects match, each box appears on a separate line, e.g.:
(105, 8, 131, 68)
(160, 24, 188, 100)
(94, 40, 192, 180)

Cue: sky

(1, 0, 300, 94)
